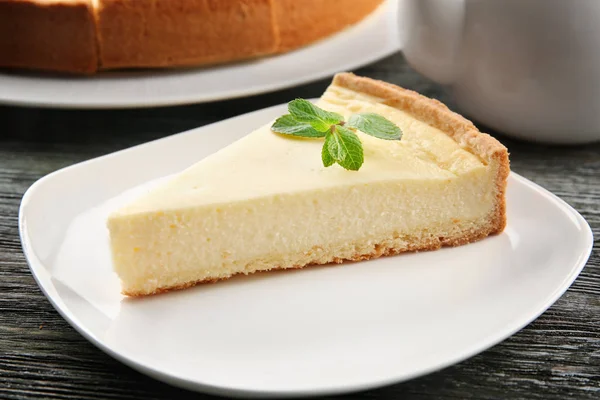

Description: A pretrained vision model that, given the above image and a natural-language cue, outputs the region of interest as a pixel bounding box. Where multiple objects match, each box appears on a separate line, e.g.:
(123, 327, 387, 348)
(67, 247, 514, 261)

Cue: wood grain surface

(0, 53, 598, 399)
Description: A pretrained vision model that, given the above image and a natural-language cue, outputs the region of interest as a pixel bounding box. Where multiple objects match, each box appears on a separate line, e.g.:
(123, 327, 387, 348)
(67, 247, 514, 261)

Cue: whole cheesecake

(0, 0, 384, 74)
(107, 73, 510, 296)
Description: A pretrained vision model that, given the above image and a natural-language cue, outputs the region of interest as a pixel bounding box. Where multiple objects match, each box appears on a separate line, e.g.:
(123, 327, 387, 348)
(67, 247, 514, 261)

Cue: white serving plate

(20, 102, 593, 397)
(0, 0, 400, 109)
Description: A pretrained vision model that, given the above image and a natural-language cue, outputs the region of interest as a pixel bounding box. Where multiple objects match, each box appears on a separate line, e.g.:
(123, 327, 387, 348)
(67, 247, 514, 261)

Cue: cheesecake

(107, 73, 510, 296)
(0, 0, 383, 74)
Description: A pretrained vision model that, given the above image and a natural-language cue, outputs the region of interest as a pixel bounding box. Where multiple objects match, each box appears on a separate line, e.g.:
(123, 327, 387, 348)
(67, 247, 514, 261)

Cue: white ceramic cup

(399, 0, 600, 144)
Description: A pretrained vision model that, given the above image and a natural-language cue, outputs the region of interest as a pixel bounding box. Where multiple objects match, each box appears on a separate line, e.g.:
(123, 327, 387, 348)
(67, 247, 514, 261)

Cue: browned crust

(96, 0, 278, 70)
(272, 0, 384, 52)
(332, 72, 510, 235)
(0, 0, 382, 74)
(0, 0, 98, 74)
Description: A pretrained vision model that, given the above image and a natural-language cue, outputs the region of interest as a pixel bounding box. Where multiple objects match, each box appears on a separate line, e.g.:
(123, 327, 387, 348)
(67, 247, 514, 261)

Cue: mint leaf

(325, 130, 342, 162)
(271, 98, 403, 171)
(335, 126, 364, 171)
(288, 99, 343, 132)
(321, 138, 335, 167)
(325, 126, 364, 171)
(347, 113, 402, 140)
(271, 114, 326, 138)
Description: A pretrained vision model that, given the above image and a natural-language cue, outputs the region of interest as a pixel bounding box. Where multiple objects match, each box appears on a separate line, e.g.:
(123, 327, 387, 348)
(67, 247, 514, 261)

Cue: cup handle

(399, 0, 466, 85)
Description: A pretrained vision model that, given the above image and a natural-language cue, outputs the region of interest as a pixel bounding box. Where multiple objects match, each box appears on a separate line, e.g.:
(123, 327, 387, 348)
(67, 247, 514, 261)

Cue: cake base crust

(0, 0, 384, 73)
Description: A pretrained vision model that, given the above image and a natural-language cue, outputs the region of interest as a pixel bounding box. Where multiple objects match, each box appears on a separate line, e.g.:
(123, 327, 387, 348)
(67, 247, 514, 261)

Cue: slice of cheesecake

(108, 73, 509, 296)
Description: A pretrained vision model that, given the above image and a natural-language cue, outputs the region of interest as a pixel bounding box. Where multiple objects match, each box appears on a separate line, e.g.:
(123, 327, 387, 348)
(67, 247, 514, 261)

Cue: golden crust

(272, 0, 384, 52)
(331, 72, 510, 235)
(0, 0, 382, 73)
(0, 0, 98, 74)
(97, 0, 383, 70)
(96, 0, 278, 70)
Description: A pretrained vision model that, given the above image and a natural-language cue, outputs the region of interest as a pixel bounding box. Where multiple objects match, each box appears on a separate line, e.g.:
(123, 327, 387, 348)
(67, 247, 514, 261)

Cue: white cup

(399, 0, 600, 144)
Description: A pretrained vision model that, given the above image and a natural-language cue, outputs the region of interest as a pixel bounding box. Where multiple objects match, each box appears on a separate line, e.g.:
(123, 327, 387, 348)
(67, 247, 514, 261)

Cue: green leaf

(288, 99, 344, 132)
(326, 126, 364, 171)
(321, 136, 335, 167)
(325, 129, 342, 161)
(271, 114, 326, 138)
(347, 113, 402, 140)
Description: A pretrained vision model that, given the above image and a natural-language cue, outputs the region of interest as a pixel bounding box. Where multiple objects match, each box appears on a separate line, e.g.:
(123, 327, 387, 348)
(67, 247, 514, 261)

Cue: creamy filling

(110, 168, 495, 292)
(113, 85, 484, 215)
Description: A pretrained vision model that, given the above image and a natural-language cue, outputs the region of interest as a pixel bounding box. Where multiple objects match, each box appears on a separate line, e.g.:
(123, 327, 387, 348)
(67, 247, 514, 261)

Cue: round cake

(0, 0, 384, 74)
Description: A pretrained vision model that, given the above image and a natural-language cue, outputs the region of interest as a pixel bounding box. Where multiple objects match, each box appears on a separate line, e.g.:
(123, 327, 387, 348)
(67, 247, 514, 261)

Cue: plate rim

(0, 0, 400, 110)
(18, 108, 594, 398)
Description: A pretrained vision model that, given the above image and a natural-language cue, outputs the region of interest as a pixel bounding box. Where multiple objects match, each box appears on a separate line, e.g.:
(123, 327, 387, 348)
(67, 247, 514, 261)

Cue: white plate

(0, 0, 400, 109)
(19, 102, 593, 398)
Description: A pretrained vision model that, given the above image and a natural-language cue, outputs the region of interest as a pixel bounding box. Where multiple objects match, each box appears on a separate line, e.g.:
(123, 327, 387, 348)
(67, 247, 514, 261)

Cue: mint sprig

(271, 99, 402, 171)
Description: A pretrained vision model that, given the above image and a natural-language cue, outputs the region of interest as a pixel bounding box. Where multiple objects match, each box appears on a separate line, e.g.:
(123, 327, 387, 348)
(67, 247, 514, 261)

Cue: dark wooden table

(1, 53, 599, 399)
